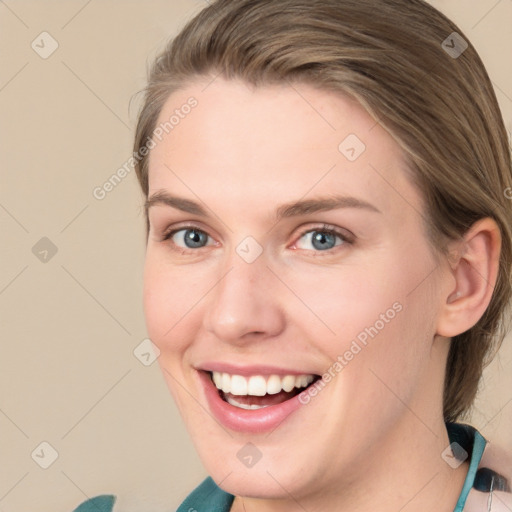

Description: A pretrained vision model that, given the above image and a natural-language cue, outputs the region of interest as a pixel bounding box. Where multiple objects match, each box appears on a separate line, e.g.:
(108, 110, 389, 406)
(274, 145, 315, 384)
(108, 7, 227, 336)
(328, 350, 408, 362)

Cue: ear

(436, 217, 501, 338)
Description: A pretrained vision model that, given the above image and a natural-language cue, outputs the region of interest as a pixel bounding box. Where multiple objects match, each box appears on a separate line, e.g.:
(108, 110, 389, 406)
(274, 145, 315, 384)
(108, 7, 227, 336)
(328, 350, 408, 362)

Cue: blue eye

(166, 228, 211, 249)
(161, 224, 352, 255)
(295, 227, 349, 251)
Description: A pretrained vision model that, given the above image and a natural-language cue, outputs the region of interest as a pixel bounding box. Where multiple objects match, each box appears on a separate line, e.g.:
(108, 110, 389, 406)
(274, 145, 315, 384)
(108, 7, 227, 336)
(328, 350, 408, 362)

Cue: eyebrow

(145, 190, 381, 220)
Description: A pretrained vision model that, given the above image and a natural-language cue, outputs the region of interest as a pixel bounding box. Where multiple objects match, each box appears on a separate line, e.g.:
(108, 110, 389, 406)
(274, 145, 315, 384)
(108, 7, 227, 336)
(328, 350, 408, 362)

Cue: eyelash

(161, 223, 354, 256)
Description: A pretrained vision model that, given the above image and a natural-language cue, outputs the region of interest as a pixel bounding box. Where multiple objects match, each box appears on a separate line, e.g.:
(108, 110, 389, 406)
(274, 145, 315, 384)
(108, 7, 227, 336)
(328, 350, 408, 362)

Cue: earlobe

(436, 217, 501, 338)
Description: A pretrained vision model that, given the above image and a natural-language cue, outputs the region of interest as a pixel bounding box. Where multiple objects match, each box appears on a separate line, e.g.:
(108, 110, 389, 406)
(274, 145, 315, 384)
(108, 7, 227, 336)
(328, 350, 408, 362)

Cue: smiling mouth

(207, 371, 322, 410)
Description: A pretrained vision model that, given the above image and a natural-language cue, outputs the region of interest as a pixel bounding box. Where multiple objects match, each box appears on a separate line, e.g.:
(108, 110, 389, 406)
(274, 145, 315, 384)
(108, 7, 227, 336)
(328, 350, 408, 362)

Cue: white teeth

(282, 375, 296, 392)
(247, 375, 267, 396)
(231, 374, 247, 395)
(211, 371, 316, 396)
(266, 375, 282, 395)
(225, 395, 270, 409)
(221, 372, 231, 394)
(212, 371, 222, 389)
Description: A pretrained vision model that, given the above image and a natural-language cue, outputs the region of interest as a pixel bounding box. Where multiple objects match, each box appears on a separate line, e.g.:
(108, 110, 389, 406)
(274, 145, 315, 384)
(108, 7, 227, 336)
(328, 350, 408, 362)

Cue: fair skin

(143, 77, 501, 512)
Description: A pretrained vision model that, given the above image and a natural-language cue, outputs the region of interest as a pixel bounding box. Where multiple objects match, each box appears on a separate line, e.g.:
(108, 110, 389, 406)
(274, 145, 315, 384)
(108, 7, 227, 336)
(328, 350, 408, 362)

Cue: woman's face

(143, 78, 452, 500)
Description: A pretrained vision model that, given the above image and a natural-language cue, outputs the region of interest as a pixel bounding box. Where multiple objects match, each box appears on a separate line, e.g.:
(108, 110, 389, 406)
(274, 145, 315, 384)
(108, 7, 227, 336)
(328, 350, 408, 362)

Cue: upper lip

(196, 362, 320, 377)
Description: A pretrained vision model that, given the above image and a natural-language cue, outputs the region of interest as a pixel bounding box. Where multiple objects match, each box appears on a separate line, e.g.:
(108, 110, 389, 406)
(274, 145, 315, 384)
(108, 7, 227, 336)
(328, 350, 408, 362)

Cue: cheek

(143, 255, 206, 416)
(331, 256, 440, 415)
(142, 252, 200, 354)
(279, 256, 408, 352)
(286, 247, 437, 380)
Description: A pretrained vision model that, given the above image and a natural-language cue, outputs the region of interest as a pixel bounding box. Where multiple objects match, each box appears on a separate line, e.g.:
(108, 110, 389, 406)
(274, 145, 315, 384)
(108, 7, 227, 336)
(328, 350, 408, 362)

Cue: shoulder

(176, 476, 234, 511)
(448, 422, 512, 512)
(70, 478, 233, 512)
(71, 495, 116, 512)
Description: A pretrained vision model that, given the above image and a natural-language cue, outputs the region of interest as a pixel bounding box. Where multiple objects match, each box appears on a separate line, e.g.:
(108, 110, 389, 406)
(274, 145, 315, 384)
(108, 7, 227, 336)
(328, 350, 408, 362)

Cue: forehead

(147, 77, 423, 220)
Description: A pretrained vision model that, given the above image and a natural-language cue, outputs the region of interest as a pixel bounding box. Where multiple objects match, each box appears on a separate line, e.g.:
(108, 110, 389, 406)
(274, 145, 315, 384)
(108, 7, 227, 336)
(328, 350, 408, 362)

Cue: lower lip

(197, 370, 306, 434)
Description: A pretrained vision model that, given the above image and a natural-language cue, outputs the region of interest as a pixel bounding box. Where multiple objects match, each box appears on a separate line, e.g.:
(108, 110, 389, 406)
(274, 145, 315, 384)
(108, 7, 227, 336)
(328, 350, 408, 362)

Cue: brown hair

(133, 0, 512, 421)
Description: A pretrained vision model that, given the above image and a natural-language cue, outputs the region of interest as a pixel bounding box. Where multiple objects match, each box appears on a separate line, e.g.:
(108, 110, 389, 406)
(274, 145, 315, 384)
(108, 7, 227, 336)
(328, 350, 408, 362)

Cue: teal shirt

(71, 423, 497, 512)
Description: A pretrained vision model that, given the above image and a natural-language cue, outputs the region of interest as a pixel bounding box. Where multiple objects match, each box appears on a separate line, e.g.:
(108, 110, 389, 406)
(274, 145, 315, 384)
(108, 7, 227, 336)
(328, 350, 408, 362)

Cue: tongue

(222, 388, 300, 407)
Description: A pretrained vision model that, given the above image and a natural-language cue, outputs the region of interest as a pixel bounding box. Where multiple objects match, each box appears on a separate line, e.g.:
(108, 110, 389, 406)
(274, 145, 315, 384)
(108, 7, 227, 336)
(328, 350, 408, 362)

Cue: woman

(74, 0, 512, 510)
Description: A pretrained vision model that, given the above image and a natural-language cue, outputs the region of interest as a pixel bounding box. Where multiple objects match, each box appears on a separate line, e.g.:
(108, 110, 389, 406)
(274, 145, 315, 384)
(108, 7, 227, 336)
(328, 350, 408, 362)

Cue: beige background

(0, 1, 511, 510)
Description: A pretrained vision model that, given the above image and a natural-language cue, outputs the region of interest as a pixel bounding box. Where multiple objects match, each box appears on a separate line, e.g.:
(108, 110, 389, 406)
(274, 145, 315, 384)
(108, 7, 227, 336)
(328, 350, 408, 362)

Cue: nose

(203, 250, 286, 344)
